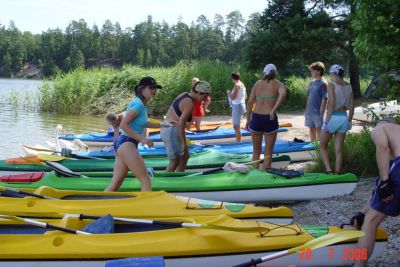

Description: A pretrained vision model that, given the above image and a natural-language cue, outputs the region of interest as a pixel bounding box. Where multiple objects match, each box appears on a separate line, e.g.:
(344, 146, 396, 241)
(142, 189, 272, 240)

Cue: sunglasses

(193, 89, 209, 96)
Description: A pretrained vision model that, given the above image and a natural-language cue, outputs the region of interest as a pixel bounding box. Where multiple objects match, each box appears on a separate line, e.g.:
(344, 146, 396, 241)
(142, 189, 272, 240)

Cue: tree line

(0, 0, 398, 98)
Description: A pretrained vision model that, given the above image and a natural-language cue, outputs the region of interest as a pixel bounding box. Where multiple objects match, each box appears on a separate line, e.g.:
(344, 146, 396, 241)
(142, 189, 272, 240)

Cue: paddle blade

(0, 214, 24, 223)
(37, 153, 70, 162)
(288, 230, 365, 254)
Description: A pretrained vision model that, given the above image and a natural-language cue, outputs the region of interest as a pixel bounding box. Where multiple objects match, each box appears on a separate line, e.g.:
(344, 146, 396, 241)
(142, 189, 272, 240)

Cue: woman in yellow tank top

(246, 64, 286, 170)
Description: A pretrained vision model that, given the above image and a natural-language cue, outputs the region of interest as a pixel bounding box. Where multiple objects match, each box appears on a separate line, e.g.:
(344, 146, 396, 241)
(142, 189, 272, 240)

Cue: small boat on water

(77, 139, 316, 162)
(0, 187, 293, 224)
(0, 167, 358, 202)
(0, 214, 387, 267)
(59, 127, 288, 148)
(0, 150, 291, 174)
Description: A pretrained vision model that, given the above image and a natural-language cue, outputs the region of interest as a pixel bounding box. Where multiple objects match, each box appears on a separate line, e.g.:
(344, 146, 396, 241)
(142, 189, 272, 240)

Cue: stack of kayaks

(0, 167, 358, 202)
(0, 213, 387, 267)
(59, 127, 288, 148)
(0, 186, 292, 224)
(77, 139, 316, 161)
(0, 150, 291, 174)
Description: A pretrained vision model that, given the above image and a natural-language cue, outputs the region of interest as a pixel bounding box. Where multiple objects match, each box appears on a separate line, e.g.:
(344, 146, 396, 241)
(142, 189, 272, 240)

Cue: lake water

(0, 78, 107, 159)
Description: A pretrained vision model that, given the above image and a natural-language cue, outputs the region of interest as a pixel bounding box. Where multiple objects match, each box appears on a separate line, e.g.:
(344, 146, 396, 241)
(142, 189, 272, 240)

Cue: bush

(307, 128, 378, 177)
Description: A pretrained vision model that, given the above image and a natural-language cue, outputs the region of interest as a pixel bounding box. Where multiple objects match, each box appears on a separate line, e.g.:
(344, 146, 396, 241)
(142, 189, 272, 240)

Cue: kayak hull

(0, 215, 387, 267)
(0, 187, 293, 223)
(0, 168, 358, 202)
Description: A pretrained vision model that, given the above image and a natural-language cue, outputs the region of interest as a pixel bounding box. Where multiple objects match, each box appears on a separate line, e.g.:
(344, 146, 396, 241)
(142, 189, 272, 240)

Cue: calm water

(0, 78, 107, 159)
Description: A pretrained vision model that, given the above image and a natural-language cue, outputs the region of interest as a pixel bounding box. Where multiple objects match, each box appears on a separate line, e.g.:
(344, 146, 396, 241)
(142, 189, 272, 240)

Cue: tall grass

(307, 128, 378, 177)
(38, 61, 312, 116)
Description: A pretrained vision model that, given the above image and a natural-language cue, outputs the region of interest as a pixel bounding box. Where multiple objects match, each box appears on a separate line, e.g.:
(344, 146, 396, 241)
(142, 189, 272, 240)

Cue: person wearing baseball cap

(246, 63, 287, 170)
(319, 64, 354, 175)
(161, 80, 212, 172)
(105, 76, 163, 192)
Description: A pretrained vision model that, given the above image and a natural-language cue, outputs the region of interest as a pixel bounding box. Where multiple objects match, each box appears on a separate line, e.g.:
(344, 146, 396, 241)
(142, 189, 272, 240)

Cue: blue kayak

(79, 139, 315, 161)
(59, 127, 288, 148)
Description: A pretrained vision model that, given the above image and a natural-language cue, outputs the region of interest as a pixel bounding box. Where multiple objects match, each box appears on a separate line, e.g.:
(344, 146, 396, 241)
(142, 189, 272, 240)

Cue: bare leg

(114, 142, 152, 191)
(251, 132, 263, 168)
(319, 131, 333, 173)
(262, 132, 277, 170)
(315, 127, 322, 141)
(354, 208, 386, 267)
(309, 127, 317, 141)
(176, 151, 190, 172)
(166, 158, 180, 172)
(105, 154, 128, 192)
(234, 125, 242, 142)
(193, 117, 202, 131)
(333, 132, 346, 173)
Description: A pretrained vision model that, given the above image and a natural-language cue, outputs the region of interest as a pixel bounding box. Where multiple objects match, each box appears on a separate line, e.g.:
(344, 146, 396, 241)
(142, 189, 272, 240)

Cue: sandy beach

(202, 113, 400, 266)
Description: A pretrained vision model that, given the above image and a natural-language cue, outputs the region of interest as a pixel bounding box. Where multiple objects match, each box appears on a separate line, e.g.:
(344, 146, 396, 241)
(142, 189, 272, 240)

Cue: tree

(225, 10, 245, 43)
(352, 0, 400, 71)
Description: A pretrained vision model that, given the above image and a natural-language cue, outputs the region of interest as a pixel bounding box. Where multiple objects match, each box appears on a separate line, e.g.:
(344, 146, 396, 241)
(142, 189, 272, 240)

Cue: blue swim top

(172, 92, 194, 122)
(123, 97, 148, 135)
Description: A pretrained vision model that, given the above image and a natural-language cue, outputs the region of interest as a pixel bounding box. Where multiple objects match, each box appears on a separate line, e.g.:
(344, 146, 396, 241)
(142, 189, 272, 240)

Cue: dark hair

(231, 71, 240, 80)
(263, 70, 277, 82)
(336, 69, 345, 78)
(309, 61, 325, 76)
(134, 85, 147, 103)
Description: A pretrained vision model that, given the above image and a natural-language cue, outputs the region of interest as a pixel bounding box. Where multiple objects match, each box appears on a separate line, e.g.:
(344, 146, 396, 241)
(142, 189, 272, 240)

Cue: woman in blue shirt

(105, 77, 162, 192)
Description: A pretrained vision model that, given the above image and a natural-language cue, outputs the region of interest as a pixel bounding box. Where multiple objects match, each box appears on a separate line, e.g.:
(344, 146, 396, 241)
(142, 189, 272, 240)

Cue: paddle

(0, 186, 55, 199)
(75, 214, 270, 232)
(37, 153, 73, 162)
(184, 158, 264, 177)
(0, 214, 91, 235)
(22, 145, 105, 160)
(233, 230, 364, 267)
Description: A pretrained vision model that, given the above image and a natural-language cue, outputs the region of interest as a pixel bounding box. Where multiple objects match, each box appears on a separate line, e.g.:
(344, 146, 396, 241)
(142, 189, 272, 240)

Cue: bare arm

(371, 126, 391, 181)
(230, 84, 240, 100)
(246, 83, 257, 122)
(325, 83, 335, 121)
(203, 97, 211, 111)
(320, 98, 327, 118)
(271, 82, 287, 114)
(178, 100, 194, 149)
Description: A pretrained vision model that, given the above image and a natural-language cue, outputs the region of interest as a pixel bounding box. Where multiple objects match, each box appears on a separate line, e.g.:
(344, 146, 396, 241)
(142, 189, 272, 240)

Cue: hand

(269, 111, 275, 120)
(322, 121, 329, 132)
(205, 109, 210, 113)
(379, 179, 394, 202)
(226, 89, 231, 94)
(350, 212, 365, 229)
(245, 121, 250, 131)
(182, 146, 189, 157)
(142, 138, 154, 148)
(347, 120, 352, 131)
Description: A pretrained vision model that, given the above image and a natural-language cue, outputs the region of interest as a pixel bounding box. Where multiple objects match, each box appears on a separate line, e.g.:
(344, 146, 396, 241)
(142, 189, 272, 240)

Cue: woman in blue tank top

(105, 77, 163, 192)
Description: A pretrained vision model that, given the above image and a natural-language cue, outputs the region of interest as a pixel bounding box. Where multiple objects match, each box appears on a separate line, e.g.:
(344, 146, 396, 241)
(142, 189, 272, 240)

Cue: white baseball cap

(329, 64, 344, 75)
(263, 64, 277, 75)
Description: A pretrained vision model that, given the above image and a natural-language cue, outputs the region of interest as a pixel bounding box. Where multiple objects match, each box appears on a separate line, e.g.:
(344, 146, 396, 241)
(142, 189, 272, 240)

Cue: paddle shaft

(77, 214, 268, 232)
(0, 186, 54, 199)
(0, 215, 91, 235)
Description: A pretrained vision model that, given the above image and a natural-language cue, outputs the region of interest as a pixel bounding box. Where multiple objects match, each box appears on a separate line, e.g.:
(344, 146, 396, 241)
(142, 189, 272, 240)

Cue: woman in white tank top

(319, 64, 354, 174)
(227, 71, 247, 142)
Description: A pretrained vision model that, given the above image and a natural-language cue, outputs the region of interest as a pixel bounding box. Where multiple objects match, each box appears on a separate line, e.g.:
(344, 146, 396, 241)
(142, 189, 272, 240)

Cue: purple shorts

(248, 113, 279, 134)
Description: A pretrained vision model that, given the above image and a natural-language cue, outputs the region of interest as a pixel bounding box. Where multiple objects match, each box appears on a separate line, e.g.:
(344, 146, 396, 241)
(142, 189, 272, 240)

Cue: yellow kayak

(0, 186, 293, 223)
(0, 214, 387, 267)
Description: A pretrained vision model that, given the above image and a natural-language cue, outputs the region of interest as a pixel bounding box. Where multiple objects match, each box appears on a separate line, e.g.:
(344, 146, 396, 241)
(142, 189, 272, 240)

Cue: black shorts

(249, 113, 279, 134)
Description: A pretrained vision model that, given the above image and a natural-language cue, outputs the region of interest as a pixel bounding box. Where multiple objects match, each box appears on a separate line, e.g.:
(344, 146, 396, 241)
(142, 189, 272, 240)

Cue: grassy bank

(38, 61, 315, 116)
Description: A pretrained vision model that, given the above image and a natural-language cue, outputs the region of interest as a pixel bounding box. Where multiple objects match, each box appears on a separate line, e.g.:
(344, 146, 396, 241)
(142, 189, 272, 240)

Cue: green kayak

(0, 150, 290, 173)
(0, 167, 358, 202)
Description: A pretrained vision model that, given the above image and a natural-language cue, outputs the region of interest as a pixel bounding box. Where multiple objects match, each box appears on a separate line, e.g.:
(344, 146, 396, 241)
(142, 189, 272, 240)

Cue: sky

(0, 0, 268, 33)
